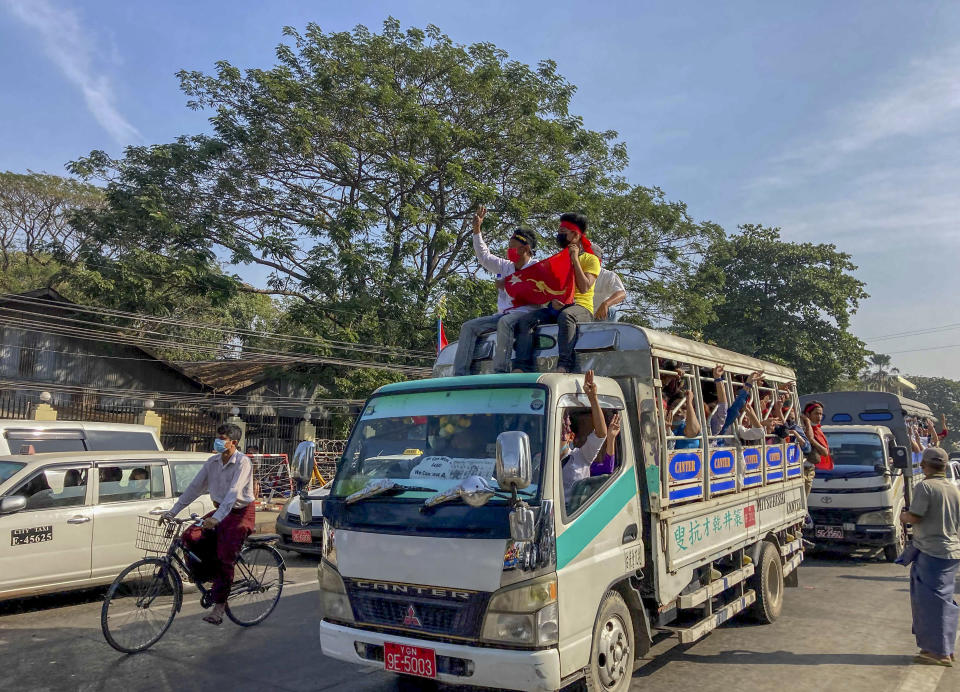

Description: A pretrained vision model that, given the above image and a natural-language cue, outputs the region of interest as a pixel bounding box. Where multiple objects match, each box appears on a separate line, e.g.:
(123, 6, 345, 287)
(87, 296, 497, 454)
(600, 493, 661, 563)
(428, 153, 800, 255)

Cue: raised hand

(747, 371, 764, 386)
(608, 413, 622, 439)
(713, 364, 724, 379)
(584, 370, 597, 399)
(473, 205, 487, 233)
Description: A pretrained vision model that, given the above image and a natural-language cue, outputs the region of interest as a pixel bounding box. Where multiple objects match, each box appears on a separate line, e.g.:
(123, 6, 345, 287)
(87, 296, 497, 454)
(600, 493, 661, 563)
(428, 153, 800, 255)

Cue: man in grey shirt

(899, 446, 960, 665)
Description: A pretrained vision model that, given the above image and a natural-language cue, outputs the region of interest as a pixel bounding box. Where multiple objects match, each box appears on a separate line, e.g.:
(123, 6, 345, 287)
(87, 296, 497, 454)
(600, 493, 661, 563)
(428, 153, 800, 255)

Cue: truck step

(783, 551, 803, 577)
(780, 538, 802, 558)
(678, 564, 755, 609)
(665, 591, 757, 644)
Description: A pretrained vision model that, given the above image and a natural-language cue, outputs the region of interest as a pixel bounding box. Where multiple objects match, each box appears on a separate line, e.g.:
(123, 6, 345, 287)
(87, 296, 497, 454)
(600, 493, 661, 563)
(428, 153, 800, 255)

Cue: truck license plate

(384, 643, 436, 679)
(814, 525, 843, 539)
(291, 529, 312, 543)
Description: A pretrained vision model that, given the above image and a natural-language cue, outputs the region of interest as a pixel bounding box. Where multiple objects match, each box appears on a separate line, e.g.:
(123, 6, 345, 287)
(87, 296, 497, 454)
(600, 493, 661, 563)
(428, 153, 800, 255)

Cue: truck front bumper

(319, 620, 562, 691)
(803, 525, 895, 547)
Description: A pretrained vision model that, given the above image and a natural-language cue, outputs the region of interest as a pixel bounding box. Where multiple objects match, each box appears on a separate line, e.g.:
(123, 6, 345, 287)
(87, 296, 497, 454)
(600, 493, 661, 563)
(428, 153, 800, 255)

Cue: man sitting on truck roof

(511, 212, 600, 374)
(453, 206, 539, 376)
(560, 371, 609, 504)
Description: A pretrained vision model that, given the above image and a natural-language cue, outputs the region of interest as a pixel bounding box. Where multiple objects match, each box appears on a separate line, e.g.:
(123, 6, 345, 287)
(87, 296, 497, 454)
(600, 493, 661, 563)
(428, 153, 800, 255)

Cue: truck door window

(11, 466, 89, 510)
(563, 408, 624, 517)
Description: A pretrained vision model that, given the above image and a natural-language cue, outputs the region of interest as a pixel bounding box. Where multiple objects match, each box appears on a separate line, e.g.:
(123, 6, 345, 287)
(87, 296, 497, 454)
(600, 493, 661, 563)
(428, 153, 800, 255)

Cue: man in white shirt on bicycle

(164, 423, 256, 625)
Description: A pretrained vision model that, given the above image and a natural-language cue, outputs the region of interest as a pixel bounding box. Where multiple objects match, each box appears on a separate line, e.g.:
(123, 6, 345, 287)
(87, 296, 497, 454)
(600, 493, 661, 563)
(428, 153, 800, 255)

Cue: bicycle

(101, 514, 285, 653)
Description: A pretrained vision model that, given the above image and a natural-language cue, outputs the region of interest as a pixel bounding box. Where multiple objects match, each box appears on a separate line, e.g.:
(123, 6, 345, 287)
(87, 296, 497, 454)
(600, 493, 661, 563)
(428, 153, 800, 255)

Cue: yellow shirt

(574, 252, 601, 311)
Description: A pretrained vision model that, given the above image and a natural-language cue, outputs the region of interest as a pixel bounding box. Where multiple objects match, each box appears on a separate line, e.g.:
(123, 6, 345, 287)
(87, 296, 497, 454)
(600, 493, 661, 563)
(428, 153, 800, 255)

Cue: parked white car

(0, 420, 163, 455)
(0, 450, 214, 601)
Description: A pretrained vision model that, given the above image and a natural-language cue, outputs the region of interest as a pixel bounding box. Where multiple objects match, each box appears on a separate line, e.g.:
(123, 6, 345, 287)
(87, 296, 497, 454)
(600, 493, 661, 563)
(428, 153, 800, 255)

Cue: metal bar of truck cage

(691, 370, 711, 502)
(651, 358, 670, 510)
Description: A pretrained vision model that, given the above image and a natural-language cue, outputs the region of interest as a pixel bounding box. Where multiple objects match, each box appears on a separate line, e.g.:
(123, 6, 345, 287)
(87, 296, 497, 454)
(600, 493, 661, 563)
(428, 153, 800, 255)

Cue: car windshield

(332, 386, 547, 501)
(0, 461, 26, 484)
(825, 432, 885, 466)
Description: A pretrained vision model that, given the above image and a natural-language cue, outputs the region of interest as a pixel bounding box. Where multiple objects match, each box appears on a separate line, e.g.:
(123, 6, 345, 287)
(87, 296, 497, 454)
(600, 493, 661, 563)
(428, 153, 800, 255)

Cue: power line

(0, 294, 436, 360)
(863, 322, 960, 344)
(0, 317, 433, 377)
(886, 343, 960, 355)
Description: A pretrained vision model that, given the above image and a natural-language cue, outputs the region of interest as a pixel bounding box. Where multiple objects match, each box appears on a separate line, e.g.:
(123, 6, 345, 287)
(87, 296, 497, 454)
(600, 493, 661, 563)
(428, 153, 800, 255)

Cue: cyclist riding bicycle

(163, 423, 256, 626)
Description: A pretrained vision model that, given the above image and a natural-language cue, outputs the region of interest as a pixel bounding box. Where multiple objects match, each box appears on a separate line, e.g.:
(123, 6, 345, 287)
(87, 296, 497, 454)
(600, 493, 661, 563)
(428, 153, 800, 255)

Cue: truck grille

(809, 507, 869, 524)
(344, 579, 490, 640)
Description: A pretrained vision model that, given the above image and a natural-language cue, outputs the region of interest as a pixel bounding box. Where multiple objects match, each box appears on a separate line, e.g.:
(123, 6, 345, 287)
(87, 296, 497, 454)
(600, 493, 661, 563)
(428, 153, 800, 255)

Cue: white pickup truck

(315, 323, 807, 691)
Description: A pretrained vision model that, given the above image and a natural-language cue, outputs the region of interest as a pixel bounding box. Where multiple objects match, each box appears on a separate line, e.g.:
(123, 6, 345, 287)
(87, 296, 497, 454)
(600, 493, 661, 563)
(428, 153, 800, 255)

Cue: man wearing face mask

(453, 206, 539, 375)
(163, 423, 256, 626)
(512, 212, 600, 373)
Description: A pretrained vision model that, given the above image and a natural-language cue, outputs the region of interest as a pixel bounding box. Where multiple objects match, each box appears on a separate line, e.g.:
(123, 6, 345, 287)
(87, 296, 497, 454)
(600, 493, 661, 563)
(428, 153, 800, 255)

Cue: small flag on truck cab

(437, 318, 448, 353)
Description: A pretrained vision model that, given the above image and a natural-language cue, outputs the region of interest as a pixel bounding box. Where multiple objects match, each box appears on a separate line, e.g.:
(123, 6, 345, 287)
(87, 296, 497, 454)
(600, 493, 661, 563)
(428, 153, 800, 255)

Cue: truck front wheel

(585, 591, 635, 692)
(749, 541, 784, 624)
(883, 522, 907, 562)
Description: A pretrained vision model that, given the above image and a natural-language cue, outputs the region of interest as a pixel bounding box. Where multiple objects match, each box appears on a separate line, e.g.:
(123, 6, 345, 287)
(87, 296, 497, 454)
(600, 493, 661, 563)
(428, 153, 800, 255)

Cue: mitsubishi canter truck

(316, 323, 807, 691)
(799, 391, 931, 560)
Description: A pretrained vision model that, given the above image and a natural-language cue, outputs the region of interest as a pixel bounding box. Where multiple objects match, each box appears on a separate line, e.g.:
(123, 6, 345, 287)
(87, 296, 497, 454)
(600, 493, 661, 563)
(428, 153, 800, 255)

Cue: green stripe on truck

(556, 471, 637, 569)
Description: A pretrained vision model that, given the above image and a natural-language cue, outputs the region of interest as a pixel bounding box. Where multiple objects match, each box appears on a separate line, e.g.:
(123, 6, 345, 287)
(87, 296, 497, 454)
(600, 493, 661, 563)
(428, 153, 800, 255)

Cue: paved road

(0, 549, 956, 692)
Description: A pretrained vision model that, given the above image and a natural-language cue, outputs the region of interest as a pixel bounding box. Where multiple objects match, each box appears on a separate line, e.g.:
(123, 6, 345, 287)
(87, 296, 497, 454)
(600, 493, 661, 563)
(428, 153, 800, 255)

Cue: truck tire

(749, 541, 784, 624)
(883, 522, 907, 562)
(585, 590, 635, 692)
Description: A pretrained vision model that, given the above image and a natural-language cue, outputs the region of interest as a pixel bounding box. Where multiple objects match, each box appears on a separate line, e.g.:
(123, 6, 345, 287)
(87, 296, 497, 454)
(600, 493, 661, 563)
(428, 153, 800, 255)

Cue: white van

(0, 450, 214, 600)
(0, 420, 163, 455)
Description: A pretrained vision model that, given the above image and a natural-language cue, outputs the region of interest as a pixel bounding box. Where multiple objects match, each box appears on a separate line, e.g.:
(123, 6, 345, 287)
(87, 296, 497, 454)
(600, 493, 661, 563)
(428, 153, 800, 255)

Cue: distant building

(0, 288, 353, 453)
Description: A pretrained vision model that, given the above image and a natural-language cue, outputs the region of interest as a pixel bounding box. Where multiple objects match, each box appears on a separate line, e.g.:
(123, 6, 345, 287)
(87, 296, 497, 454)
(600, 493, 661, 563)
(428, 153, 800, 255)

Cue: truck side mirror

(496, 431, 532, 491)
(891, 446, 910, 470)
(0, 495, 27, 514)
(291, 440, 316, 490)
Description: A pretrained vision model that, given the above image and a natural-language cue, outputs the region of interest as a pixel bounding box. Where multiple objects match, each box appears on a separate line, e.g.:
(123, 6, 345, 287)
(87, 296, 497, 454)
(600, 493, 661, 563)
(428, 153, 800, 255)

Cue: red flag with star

(504, 251, 576, 308)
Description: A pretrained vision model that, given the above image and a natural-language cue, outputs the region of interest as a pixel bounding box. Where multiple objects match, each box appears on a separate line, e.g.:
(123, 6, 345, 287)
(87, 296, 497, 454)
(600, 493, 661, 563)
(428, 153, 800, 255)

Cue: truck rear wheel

(585, 590, 634, 692)
(749, 541, 784, 624)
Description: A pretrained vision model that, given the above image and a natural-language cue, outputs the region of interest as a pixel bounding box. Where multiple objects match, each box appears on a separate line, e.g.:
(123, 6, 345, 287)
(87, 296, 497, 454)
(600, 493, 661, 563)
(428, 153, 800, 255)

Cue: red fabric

(182, 504, 256, 604)
(505, 251, 576, 307)
(939, 428, 949, 440)
(437, 320, 448, 353)
(811, 424, 833, 470)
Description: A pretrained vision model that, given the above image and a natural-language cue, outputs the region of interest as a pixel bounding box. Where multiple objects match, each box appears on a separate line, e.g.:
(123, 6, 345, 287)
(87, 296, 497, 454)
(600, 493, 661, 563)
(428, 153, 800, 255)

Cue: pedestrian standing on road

(163, 423, 256, 626)
(899, 447, 960, 667)
(453, 206, 539, 375)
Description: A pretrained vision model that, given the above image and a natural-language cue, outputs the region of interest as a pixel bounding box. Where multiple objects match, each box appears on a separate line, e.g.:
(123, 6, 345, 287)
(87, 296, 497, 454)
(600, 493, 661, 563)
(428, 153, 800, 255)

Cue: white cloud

(3, 0, 140, 144)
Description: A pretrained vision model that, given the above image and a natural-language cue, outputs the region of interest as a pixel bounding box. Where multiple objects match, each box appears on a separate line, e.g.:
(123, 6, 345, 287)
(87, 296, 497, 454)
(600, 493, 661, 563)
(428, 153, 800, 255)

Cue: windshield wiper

(422, 477, 535, 510)
(345, 479, 437, 505)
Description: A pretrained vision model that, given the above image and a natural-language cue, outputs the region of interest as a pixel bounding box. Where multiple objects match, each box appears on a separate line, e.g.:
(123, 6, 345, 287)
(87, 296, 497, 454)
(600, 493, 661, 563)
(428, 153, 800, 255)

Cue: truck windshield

(824, 432, 886, 466)
(333, 386, 547, 501)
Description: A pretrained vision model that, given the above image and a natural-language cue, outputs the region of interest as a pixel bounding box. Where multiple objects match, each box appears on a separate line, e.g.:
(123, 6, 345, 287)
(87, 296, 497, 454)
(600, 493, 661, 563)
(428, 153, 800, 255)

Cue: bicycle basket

(135, 515, 182, 553)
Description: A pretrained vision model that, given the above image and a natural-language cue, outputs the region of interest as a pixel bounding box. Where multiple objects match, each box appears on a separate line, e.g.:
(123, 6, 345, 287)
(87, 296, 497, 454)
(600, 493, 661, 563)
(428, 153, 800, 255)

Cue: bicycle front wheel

(225, 544, 284, 626)
(101, 557, 182, 653)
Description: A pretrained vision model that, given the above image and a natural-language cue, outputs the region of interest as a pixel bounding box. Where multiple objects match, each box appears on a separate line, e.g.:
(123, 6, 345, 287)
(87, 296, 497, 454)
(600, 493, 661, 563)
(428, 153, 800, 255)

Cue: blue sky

(3, 0, 960, 379)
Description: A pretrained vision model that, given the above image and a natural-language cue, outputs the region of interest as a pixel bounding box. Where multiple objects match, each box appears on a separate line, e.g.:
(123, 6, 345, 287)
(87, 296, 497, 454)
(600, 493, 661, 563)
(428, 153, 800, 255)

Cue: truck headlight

(857, 510, 894, 525)
(318, 560, 354, 623)
(481, 576, 558, 646)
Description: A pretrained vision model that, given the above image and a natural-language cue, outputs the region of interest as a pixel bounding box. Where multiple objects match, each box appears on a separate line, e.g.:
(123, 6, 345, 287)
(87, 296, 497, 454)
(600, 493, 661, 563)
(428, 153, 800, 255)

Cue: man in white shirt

(454, 206, 539, 375)
(592, 248, 627, 321)
(164, 423, 256, 625)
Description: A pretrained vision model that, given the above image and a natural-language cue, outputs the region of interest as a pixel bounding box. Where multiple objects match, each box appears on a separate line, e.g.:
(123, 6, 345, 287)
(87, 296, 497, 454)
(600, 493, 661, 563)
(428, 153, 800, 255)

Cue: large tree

(69, 19, 626, 357)
(677, 225, 869, 392)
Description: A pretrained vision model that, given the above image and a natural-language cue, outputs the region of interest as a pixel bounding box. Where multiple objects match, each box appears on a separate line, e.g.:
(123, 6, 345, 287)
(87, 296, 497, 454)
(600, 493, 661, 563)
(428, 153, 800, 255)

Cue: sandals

(914, 652, 952, 667)
(202, 613, 224, 626)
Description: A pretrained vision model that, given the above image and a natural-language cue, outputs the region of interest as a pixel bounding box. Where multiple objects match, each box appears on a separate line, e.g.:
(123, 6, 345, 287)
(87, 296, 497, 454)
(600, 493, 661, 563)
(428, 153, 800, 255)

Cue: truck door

(554, 394, 642, 678)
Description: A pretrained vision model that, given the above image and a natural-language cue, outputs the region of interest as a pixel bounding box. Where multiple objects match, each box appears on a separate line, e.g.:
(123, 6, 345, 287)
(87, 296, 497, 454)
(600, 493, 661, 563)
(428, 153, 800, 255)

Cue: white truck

(799, 391, 931, 560)
(315, 323, 807, 691)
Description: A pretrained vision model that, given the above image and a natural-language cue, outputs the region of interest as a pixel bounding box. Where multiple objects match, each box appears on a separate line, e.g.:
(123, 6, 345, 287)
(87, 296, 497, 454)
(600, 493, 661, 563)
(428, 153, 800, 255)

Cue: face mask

(214, 438, 228, 453)
(559, 442, 572, 458)
(507, 247, 521, 263)
(555, 232, 570, 248)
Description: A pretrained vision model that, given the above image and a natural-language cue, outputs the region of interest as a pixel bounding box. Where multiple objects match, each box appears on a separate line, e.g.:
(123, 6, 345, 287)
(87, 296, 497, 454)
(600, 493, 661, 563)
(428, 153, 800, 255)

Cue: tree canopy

(677, 224, 870, 392)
